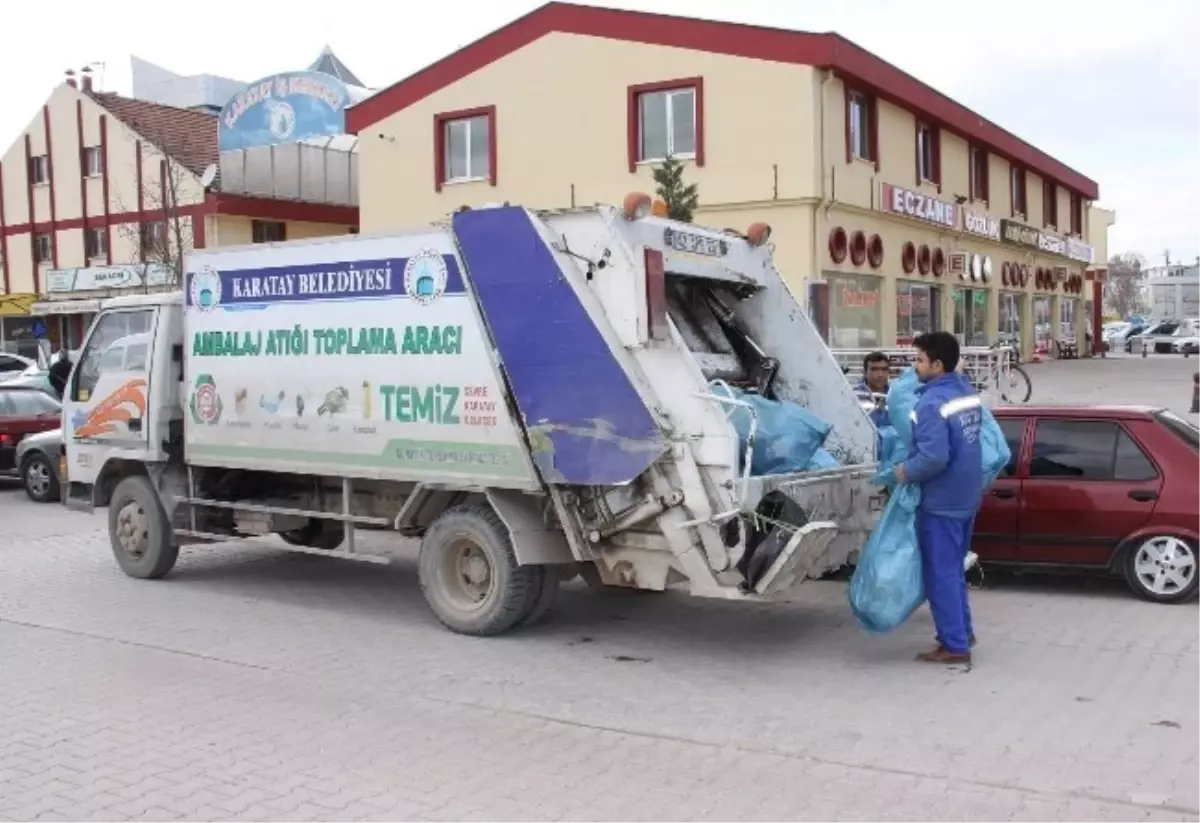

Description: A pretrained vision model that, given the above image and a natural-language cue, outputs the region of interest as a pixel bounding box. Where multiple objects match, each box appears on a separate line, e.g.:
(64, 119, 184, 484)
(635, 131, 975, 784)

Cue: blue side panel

(452, 207, 666, 486)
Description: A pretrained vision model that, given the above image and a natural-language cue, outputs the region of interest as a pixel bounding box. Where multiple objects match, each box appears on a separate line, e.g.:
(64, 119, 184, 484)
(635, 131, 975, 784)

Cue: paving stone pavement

(1, 357, 1197, 822)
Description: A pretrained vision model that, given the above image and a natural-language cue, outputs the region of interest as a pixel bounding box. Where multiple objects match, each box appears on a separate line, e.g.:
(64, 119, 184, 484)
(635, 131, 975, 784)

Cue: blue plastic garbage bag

(710, 385, 831, 475)
(872, 425, 906, 488)
(980, 406, 1010, 489)
(806, 447, 840, 471)
(885, 366, 922, 445)
(849, 482, 925, 633)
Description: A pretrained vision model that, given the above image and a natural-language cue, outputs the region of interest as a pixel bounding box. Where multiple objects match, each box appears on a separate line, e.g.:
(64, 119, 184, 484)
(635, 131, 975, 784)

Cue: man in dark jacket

(48, 349, 73, 398)
(895, 332, 983, 664)
(852, 351, 891, 429)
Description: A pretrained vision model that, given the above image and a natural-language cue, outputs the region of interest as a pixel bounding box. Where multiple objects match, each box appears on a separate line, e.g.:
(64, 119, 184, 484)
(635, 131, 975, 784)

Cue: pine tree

(651, 155, 699, 222)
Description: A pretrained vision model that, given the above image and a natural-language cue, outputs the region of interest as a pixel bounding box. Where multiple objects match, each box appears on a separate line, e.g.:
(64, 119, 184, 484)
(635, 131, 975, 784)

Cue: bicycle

(985, 341, 1032, 403)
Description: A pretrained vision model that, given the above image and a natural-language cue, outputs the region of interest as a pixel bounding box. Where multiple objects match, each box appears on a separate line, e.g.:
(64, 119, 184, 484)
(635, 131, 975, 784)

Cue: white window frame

(30, 155, 49, 185)
(637, 88, 697, 163)
(33, 233, 52, 264)
(917, 123, 935, 182)
(83, 146, 104, 178)
(442, 116, 490, 184)
(849, 92, 872, 161)
(85, 227, 107, 261)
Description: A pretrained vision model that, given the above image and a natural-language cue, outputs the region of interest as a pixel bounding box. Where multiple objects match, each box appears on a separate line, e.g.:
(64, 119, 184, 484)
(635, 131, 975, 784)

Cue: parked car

(0, 387, 63, 487)
(0, 352, 37, 381)
(1125, 320, 1200, 354)
(1172, 336, 1200, 355)
(975, 405, 1199, 603)
(13, 427, 62, 503)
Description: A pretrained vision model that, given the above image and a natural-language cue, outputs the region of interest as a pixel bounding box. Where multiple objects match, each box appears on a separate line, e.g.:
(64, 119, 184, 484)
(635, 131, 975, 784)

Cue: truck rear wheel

(418, 503, 539, 636)
(108, 475, 178, 579)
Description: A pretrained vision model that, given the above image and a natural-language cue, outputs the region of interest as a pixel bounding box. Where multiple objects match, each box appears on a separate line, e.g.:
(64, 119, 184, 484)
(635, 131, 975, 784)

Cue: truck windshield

(1154, 409, 1199, 452)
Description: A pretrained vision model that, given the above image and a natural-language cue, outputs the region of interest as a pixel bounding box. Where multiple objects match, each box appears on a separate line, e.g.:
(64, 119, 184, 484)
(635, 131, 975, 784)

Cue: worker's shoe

(916, 646, 972, 664)
(934, 634, 977, 648)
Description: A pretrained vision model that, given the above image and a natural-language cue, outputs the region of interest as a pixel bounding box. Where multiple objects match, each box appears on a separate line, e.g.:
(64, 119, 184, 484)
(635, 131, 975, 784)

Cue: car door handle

(127, 418, 142, 432)
(990, 488, 1017, 499)
(1128, 489, 1158, 502)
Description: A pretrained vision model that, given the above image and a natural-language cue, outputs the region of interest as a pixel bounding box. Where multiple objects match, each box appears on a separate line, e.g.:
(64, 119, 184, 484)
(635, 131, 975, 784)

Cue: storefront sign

(46, 264, 176, 294)
(880, 183, 959, 229)
(963, 211, 1000, 241)
(841, 287, 879, 308)
(1000, 219, 1042, 250)
(1066, 237, 1095, 264)
(1038, 230, 1066, 256)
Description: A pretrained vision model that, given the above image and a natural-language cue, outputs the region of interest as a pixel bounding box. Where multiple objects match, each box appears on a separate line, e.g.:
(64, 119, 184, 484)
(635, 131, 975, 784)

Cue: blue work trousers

(917, 510, 975, 654)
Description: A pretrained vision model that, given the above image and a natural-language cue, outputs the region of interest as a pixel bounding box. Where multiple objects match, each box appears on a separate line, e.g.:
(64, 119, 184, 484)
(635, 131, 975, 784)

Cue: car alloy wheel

(1127, 535, 1198, 604)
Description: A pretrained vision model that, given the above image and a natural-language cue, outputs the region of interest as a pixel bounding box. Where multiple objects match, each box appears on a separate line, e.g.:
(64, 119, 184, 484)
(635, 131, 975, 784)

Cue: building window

(953, 287, 989, 347)
(823, 272, 883, 348)
(251, 220, 286, 244)
(141, 221, 167, 255)
(847, 90, 876, 163)
(434, 106, 497, 190)
(1043, 181, 1057, 228)
(33, 233, 52, 264)
(1069, 193, 1083, 236)
(998, 292, 1023, 351)
(916, 122, 939, 186)
(83, 146, 104, 178)
(1011, 166, 1027, 216)
(626, 78, 704, 172)
(969, 146, 989, 202)
(85, 227, 107, 261)
(30, 155, 49, 185)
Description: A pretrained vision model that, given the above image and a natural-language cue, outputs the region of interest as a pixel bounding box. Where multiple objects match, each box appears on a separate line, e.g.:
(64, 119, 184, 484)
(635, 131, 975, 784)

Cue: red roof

(88, 92, 218, 176)
(347, 2, 1099, 199)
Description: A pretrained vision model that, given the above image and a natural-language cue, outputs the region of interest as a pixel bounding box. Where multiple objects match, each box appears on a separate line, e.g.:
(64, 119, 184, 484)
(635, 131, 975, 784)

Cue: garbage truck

(60, 194, 881, 635)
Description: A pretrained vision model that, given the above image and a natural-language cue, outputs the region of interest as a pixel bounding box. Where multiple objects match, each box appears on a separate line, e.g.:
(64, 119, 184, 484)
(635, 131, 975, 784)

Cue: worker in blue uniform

(894, 331, 983, 664)
(853, 351, 892, 429)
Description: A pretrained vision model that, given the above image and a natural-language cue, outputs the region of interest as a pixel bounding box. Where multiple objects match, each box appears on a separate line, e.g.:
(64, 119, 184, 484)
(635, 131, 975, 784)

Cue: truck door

(64, 307, 157, 484)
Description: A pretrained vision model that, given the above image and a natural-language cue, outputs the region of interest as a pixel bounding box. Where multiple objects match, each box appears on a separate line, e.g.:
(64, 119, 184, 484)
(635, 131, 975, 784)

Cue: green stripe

(188, 437, 530, 478)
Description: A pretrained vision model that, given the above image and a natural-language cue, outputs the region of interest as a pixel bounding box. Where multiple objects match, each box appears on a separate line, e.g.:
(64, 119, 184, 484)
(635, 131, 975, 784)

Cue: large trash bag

(806, 447, 841, 471)
(980, 406, 1011, 489)
(885, 366, 922, 445)
(849, 482, 925, 633)
(710, 385, 832, 475)
(872, 425, 906, 488)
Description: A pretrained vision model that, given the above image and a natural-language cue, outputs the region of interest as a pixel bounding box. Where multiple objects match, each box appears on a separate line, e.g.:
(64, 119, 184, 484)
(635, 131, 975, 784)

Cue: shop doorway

(998, 292, 1024, 353)
(895, 281, 940, 346)
(953, 287, 989, 347)
(1033, 295, 1053, 356)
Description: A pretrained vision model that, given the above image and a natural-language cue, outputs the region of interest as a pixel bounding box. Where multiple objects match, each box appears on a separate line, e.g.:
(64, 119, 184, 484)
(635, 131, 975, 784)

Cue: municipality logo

(403, 249, 448, 306)
(190, 266, 223, 312)
(189, 374, 223, 424)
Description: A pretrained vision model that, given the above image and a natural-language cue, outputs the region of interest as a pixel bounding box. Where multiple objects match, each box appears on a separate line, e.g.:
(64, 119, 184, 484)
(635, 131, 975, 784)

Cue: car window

(1029, 420, 1160, 481)
(72, 309, 154, 402)
(5, 391, 60, 417)
(0, 355, 26, 373)
(996, 417, 1026, 477)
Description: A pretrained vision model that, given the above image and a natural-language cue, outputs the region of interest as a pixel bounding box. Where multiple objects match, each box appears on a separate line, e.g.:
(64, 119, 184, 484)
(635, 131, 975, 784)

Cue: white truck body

(61, 199, 881, 635)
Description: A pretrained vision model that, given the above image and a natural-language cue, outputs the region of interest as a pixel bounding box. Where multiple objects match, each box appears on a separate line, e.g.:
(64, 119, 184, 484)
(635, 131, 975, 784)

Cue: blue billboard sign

(219, 70, 353, 151)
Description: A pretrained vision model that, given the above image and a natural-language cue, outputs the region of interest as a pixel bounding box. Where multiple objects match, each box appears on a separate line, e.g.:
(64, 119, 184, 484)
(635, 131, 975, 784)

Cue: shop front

(30, 263, 176, 354)
(0, 293, 41, 359)
(952, 286, 989, 347)
(810, 271, 883, 348)
(1033, 294, 1053, 356)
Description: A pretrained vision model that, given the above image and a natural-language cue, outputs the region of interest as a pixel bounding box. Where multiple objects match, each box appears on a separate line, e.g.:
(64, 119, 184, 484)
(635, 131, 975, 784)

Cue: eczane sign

(881, 183, 959, 229)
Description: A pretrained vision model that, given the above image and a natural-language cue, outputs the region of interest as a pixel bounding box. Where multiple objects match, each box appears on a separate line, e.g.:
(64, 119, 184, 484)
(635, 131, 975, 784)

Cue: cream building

(347, 1, 1110, 358)
(0, 72, 357, 355)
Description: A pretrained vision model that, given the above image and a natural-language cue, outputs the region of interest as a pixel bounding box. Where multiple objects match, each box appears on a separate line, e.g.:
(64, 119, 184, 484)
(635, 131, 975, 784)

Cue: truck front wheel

(108, 475, 179, 579)
(418, 503, 539, 636)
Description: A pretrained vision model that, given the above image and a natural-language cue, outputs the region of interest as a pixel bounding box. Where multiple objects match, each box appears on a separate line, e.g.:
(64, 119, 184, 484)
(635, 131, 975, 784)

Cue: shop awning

(30, 299, 102, 316)
(0, 293, 37, 316)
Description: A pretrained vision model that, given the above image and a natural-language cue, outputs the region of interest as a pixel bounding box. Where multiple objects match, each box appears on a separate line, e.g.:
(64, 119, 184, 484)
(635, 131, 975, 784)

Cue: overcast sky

(4, 0, 1197, 265)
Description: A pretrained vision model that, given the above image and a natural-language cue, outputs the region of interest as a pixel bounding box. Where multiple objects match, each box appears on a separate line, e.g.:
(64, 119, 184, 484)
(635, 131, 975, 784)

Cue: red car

(974, 405, 1198, 603)
(0, 386, 62, 478)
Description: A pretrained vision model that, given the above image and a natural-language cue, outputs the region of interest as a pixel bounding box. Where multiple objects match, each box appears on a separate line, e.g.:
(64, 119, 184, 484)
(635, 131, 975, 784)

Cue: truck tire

(279, 519, 345, 551)
(418, 503, 539, 636)
(108, 475, 178, 579)
(516, 567, 560, 628)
